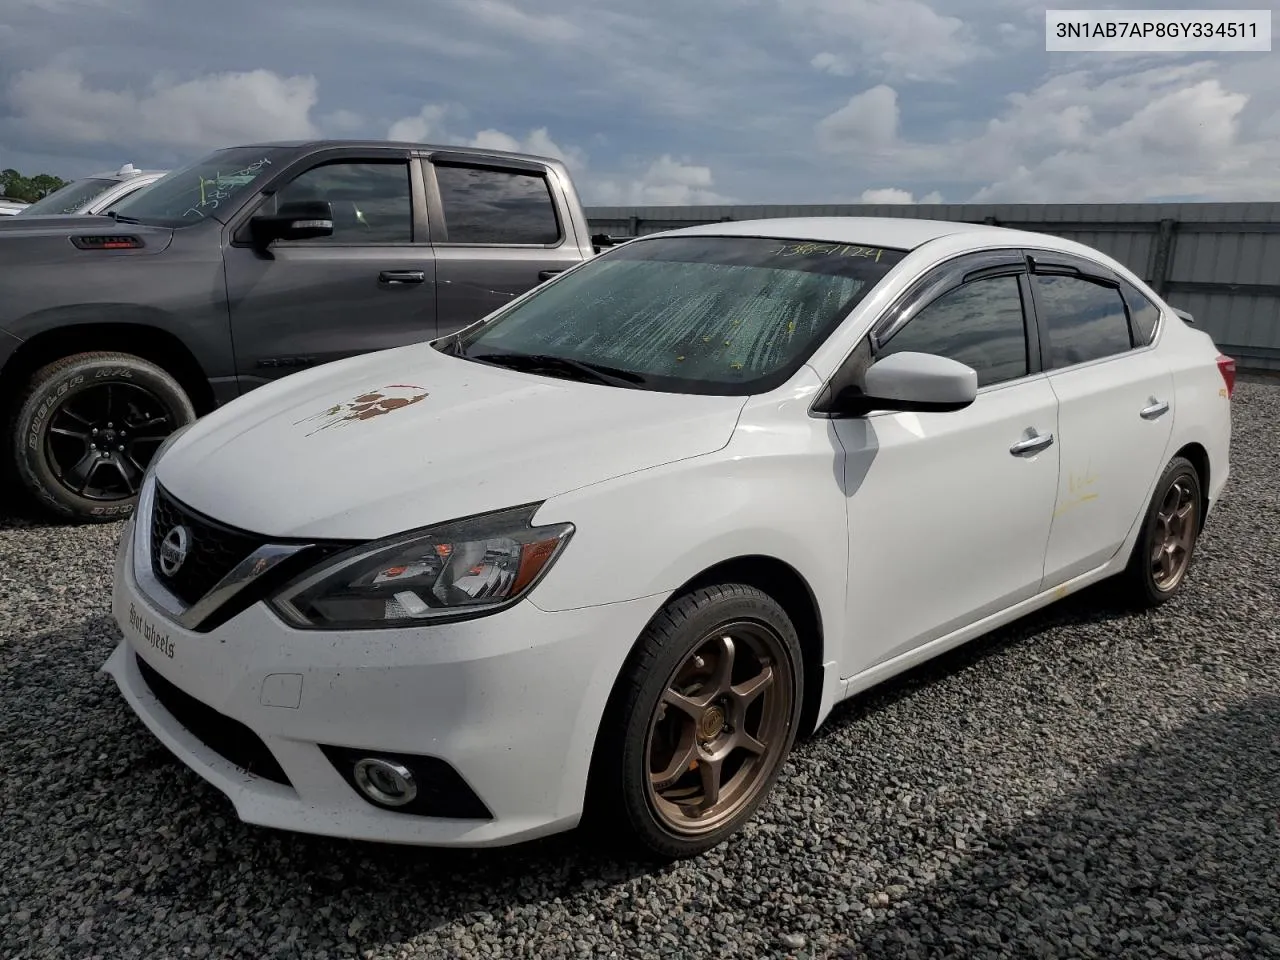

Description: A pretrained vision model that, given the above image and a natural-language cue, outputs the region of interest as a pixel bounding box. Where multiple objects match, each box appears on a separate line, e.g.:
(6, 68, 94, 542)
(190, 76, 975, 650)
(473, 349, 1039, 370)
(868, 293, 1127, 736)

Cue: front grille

(135, 654, 292, 786)
(149, 484, 267, 606)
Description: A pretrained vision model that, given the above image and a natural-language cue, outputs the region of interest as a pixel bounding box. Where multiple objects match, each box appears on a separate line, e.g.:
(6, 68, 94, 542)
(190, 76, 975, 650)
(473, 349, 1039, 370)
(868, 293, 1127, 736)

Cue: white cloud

(815, 61, 1280, 202)
(7, 67, 319, 149)
(386, 103, 453, 142)
(816, 85, 899, 151)
(453, 0, 583, 44)
(588, 155, 734, 206)
(859, 187, 944, 203)
(789, 0, 986, 82)
(467, 126, 587, 172)
(811, 52, 854, 77)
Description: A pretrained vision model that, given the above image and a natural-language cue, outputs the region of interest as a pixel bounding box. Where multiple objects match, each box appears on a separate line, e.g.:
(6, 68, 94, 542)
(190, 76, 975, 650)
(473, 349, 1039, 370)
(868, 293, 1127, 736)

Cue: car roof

(655, 216, 1045, 251)
(83, 167, 169, 181)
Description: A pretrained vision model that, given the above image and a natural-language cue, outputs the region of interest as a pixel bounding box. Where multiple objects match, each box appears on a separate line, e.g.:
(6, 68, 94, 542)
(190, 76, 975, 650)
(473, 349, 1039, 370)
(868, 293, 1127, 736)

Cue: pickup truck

(0, 139, 609, 522)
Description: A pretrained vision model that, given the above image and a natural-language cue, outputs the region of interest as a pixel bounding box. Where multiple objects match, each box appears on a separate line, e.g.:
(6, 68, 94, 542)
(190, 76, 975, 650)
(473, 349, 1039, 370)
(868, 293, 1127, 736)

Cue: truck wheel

(11, 351, 196, 523)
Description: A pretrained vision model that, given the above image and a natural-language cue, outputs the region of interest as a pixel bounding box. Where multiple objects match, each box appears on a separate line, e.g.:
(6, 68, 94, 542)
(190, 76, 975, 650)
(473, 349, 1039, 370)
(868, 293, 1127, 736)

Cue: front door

(1028, 263, 1177, 586)
(834, 266, 1061, 676)
(425, 157, 588, 337)
(224, 153, 437, 391)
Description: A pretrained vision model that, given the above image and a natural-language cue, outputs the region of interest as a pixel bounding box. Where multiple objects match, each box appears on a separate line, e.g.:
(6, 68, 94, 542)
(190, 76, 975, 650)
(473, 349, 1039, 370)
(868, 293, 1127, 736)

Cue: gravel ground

(1, 375, 1278, 960)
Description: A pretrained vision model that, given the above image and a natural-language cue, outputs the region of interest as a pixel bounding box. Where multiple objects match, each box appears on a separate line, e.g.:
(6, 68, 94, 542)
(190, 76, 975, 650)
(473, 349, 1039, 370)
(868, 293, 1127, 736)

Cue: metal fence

(585, 202, 1280, 372)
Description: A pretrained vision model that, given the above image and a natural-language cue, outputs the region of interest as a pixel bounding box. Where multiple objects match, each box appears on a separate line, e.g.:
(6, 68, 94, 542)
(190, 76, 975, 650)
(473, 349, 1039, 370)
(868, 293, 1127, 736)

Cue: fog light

(352, 758, 418, 806)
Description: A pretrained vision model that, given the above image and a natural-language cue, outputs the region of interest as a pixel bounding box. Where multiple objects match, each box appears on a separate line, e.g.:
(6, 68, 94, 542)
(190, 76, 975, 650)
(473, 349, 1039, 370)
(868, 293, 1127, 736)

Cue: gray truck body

(0, 139, 598, 407)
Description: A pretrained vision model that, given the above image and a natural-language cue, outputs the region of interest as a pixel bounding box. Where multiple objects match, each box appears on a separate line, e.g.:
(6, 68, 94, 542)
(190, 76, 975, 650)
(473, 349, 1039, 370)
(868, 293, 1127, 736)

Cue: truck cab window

(434, 164, 560, 245)
(271, 161, 413, 244)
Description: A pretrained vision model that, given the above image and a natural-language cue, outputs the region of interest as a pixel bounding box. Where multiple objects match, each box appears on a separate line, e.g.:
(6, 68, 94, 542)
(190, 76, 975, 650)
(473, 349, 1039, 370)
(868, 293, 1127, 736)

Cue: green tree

(0, 169, 68, 202)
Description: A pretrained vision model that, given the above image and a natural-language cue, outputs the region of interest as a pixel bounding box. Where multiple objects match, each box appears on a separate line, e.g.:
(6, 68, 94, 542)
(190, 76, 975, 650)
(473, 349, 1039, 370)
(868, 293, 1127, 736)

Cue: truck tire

(11, 351, 196, 523)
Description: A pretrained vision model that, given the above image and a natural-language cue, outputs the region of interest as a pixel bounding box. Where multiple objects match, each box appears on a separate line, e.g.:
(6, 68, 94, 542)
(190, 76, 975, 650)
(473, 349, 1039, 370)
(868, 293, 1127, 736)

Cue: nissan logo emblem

(158, 525, 191, 577)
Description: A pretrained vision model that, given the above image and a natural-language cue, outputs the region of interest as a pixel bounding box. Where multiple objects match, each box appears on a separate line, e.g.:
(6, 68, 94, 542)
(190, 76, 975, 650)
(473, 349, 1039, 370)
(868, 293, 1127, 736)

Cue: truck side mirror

(249, 200, 334, 248)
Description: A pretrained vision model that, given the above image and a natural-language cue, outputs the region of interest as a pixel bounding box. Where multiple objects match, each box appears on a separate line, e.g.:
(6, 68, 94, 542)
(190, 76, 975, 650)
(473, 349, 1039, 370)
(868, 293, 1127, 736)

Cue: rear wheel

(11, 351, 196, 523)
(1118, 455, 1203, 608)
(588, 583, 804, 860)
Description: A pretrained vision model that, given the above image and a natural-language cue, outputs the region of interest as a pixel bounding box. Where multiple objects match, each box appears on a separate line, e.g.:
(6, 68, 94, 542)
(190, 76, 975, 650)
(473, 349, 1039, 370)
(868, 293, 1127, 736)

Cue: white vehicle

(14, 164, 167, 217)
(104, 217, 1233, 859)
(0, 196, 28, 216)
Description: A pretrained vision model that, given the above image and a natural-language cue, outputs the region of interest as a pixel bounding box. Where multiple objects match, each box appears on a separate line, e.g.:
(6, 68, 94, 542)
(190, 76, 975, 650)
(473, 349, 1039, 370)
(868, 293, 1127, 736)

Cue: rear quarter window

(1121, 282, 1162, 346)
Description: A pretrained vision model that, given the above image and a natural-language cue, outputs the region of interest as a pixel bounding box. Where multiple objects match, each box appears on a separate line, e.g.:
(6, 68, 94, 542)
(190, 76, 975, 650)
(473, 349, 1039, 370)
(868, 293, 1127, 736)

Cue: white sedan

(103, 217, 1233, 859)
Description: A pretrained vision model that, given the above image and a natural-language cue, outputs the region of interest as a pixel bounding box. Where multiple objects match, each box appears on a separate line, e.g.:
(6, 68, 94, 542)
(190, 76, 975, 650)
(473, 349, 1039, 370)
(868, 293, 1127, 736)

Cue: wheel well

(0, 323, 216, 416)
(1173, 441, 1211, 530)
(677, 555, 827, 738)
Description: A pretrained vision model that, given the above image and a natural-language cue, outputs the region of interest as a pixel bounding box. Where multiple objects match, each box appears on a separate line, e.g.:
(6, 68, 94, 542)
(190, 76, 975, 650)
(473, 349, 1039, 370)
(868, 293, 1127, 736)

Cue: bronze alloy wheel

(1151, 475, 1199, 592)
(642, 620, 795, 837)
(1120, 455, 1204, 609)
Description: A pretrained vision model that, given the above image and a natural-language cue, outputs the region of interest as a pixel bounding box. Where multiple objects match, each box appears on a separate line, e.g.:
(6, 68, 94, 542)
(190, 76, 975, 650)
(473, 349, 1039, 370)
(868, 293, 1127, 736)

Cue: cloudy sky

(1, 0, 1277, 206)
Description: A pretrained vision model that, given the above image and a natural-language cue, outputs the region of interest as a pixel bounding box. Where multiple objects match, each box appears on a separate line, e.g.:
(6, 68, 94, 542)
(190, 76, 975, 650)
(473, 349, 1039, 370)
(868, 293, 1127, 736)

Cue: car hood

(0, 214, 174, 253)
(155, 342, 747, 540)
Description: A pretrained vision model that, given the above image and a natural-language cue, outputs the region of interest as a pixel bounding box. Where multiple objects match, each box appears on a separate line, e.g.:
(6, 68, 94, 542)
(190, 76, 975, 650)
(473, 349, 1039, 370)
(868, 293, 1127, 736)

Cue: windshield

(452, 235, 907, 395)
(19, 178, 116, 216)
(107, 146, 288, 226)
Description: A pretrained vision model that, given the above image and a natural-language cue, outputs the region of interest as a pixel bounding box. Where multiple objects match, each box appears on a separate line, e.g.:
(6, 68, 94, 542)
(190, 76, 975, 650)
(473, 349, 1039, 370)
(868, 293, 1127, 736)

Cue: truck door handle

(538, 269, 565, 281)
(1140, 399, 1170, 420)
(1010, 431, 1054, 456)
(378, 270, 425, 285)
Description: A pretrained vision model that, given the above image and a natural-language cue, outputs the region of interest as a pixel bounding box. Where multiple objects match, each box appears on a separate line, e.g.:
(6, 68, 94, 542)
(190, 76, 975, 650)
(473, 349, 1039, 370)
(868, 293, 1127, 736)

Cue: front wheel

(11, 351, 196, 523)
(588, 583, 804, 860)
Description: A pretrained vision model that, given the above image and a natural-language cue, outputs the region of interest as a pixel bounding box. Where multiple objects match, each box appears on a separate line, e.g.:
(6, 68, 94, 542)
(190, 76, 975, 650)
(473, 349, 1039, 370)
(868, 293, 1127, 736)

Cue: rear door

(1027, 250, 1176, 586)
(423, 152, 587, 337)
(223, 147, 437, 391)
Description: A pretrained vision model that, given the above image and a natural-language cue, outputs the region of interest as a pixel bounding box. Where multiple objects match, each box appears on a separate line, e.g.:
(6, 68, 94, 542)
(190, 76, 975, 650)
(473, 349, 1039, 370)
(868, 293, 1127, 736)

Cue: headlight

(269, 503, 574, 629)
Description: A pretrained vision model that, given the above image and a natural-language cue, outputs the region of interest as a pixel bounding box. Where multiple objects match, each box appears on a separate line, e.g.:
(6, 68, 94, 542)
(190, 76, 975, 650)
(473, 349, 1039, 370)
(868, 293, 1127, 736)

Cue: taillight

(1216, 354, 1236, 399)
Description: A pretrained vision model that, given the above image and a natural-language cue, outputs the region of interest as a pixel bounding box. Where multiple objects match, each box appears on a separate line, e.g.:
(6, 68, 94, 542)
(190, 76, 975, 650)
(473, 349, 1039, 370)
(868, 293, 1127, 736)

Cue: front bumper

(104, 518, 663, 847)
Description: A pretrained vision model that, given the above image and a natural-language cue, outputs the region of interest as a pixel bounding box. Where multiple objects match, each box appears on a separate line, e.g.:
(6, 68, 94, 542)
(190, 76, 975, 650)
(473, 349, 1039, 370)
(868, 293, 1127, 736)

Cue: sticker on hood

(295, 384, 429, 436)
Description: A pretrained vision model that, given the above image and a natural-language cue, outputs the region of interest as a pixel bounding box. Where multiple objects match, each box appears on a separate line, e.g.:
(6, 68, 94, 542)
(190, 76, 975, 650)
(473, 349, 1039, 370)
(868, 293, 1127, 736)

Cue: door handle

(538, 269, 565, 281)
(378, 270, 425, 285)
(1140, 399, 1170, 420)
(1010, 431, 1055, 456)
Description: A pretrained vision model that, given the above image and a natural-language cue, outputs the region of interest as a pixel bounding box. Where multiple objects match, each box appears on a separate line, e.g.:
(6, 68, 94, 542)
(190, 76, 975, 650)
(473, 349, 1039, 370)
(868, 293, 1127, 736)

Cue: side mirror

(249, 200, 333, 248)
(814, 351, 978, 417)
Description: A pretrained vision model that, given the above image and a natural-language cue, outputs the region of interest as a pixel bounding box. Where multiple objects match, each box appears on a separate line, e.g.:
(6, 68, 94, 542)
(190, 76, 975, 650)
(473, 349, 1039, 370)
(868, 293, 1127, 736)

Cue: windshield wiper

(104, 211, 141, 224)
(467, 352, 646, 387)
(436, 334, 467, 357)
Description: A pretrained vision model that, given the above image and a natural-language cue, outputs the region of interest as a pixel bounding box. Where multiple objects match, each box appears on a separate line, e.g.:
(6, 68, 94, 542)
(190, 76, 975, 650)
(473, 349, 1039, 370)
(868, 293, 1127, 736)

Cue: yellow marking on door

(1055, 464, 1100, 516)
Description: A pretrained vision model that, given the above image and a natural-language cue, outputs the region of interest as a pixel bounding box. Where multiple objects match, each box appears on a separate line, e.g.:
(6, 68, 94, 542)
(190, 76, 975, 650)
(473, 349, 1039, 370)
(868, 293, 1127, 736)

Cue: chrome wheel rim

(1151, 477, 1197, 591)
(643, 620, 794, 837)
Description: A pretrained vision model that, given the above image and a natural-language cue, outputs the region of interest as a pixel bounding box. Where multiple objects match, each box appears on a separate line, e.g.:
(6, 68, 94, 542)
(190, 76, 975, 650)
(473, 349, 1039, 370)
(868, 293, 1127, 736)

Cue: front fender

(0, 327, 21, 371)
(529, 442, 849, 665)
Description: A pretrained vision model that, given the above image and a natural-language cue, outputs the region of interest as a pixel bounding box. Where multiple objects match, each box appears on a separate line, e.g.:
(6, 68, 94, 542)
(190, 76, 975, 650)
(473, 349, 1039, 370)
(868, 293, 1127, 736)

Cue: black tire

(11, 351, 196, 523)
(1118, 455, 1203, 609)
(586, 583, 804, 860)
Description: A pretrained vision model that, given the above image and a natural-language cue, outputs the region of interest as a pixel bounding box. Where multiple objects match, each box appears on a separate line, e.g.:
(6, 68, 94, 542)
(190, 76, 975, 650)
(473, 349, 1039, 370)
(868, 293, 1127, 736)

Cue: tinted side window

(1034, 275, 1133, 367)
(878, 274, 1029, 388)
(273, 161, 412, 243)
(1121, 282, 1161, 345)
(434, 164, 560, 244)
